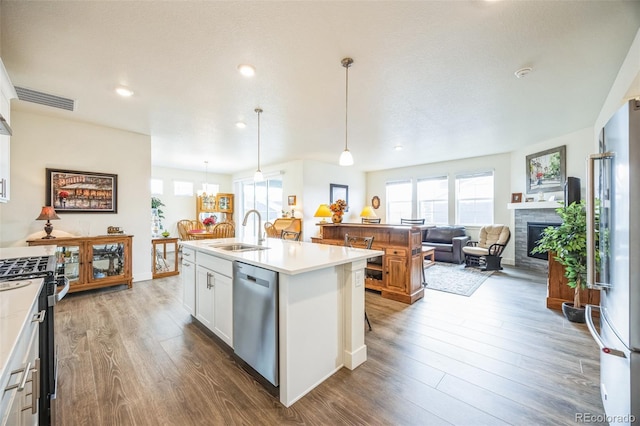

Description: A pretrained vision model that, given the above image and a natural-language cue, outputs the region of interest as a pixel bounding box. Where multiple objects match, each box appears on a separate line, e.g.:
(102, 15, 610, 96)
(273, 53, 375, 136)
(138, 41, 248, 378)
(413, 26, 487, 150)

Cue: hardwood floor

(54, 266, 606, 425)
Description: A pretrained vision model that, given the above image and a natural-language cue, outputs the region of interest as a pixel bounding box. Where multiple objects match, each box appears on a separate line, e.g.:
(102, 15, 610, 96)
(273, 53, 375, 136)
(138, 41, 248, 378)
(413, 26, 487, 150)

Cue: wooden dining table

(187, 229, 215, 239)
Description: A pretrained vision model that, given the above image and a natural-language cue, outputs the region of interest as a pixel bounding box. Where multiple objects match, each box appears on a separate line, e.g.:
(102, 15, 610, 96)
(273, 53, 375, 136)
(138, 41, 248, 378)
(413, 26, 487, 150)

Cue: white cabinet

(181, 247, 196, 315)
(212, 272, 233, 346)
(183, 249, 233, 347)
(0, 58, 16, 203)
(195, 265, 215, 330)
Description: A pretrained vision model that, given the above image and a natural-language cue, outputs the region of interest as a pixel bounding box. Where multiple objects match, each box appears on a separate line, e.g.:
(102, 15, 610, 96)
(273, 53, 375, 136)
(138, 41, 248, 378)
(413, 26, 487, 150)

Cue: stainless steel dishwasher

(233, 261, 279, 386)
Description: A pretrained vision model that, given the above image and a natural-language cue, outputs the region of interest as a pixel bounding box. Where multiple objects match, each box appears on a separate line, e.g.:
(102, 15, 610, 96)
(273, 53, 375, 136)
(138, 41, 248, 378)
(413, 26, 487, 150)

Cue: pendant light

(254, 108, 264, 182)
(339, 57, 354, 166)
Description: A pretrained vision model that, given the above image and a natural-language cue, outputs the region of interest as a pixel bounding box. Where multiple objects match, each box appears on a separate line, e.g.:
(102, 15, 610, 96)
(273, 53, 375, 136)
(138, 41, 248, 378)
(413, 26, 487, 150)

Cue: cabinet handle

(22, 358, 40, 414)
(183, 252, 191, 257)
(32, 310, 46, 323)
(182, 262, 192, 267)
(17, 362, 32, 392)
(0, 178, 4, 197)
(206, 272, 213, 289)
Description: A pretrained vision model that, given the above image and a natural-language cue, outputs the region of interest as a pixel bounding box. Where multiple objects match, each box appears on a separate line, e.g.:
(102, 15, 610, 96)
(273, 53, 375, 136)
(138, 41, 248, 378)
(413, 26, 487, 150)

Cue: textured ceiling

(1, 1, 639, 174)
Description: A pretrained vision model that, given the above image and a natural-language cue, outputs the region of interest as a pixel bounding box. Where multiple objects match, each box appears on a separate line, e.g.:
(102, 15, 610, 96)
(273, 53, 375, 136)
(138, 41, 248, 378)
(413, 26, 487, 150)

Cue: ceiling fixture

(394, 145, 404, 151)
(339, 57, 354, 166)
(115, 86, 134, 97)
(514, 67, 532, 79)
(254, 108, 264, 182)
(235, 121, 246, 129)
(238, 64, 256, 77)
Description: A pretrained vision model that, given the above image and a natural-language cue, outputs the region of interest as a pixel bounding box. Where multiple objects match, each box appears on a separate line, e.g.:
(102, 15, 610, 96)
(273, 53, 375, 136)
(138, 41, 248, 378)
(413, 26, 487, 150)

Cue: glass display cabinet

(28, 235, 133, 293)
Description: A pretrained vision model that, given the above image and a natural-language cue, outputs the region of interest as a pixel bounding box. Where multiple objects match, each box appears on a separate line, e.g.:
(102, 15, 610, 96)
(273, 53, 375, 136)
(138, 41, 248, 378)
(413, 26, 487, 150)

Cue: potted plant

(151, 197, 166, 236)
(531, 200, 598, 322)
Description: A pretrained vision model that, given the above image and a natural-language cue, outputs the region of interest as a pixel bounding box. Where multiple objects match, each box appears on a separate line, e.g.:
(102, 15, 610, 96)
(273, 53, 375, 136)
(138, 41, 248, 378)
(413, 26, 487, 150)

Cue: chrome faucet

(242, 209, 265, 245)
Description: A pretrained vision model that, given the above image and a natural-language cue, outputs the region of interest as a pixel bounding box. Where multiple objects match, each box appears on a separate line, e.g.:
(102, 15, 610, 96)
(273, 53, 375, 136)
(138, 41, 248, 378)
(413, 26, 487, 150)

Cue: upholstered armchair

(462, 225, 511, 271)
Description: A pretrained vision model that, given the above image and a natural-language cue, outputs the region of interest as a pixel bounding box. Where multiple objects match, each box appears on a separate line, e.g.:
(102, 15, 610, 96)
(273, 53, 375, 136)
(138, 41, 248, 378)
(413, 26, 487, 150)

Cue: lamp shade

(36, 206, 60, 239)
(36, 206, 60, 221)
(314, 204, 333, 224)
(360, 206, 377, 218)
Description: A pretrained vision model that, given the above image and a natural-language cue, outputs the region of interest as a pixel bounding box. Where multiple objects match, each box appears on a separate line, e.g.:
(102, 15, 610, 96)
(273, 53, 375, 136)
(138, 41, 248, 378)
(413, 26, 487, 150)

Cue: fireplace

(527, 222, 561, 260)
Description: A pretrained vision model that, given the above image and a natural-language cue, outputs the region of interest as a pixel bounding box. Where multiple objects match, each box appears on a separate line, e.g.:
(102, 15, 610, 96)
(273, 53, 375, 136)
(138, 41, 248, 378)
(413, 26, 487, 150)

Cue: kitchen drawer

(385, 247, 407, 257)
(197, 253, 232, 277)
(1, 302, 41, 426)
(182, 247, 196, 263)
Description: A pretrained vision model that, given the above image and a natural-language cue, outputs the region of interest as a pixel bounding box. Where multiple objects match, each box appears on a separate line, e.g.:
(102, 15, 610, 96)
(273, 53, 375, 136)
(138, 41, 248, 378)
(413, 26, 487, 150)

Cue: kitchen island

(180, 237, 383, 407)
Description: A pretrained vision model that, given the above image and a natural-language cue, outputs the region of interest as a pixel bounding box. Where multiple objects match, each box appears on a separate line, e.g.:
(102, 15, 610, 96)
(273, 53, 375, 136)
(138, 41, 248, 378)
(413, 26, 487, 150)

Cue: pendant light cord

(345, 62, 349, 151)
(255, 108, 263, 172)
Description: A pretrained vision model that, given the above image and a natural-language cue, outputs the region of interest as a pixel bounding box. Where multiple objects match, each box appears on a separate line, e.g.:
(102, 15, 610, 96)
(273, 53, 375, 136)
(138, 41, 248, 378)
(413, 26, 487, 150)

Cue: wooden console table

(547, 254, 599, 310)
(152, 237, 180, 278)
(313, 223, 424, 304)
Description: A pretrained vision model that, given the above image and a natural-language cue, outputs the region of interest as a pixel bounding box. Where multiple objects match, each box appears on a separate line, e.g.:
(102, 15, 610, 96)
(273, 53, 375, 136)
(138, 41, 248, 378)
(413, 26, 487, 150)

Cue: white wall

(509, 126, 594, 201)
(302, 160, 366, 241)
(232, 159, 366, 242)
(0, 110, 153, 281)
(151, 165, 232, 237)
(597, 28, 640, 133)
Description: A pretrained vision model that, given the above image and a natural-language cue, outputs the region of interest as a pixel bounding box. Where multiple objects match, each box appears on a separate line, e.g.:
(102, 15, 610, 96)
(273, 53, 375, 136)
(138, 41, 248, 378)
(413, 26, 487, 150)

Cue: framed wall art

(46, 168, 118, 213)
(526, 145, 566, 194)
(330, 183, 349, 211)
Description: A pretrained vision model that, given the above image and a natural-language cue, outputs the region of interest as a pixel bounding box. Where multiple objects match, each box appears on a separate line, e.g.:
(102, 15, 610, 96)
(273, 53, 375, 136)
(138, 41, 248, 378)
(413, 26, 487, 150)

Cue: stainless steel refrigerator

(586, 99, 639, 425)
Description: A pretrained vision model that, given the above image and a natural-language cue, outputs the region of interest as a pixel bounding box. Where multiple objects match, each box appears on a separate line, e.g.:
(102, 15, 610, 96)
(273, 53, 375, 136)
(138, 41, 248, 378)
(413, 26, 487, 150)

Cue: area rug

(423, 262, 495, 296)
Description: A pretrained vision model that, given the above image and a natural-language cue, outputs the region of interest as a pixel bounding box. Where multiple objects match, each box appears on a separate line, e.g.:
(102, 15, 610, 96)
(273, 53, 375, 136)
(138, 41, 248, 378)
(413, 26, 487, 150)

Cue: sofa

(422, 225, 470, 264)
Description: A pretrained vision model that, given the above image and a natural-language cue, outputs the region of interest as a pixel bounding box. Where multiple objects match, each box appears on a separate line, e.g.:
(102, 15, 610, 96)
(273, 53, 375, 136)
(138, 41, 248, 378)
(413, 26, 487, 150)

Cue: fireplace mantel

(507, 201, 562, 210)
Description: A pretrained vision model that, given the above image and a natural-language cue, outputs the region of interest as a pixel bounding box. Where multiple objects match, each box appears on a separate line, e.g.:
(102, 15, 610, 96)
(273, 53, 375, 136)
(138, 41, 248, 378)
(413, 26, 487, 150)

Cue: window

(239, 175, 283, 238)
(417, 176, 448, 224)
(202, 183, 219, 195)
(385, 180, 412, 224)
(455, 172, 494, 225)
(150, 178, 163, 195)
(173, 180, 194, 197)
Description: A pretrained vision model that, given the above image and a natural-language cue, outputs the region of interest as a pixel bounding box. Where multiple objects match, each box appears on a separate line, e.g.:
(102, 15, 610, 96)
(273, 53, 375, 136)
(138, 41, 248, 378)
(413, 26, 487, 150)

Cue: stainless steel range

(0, 248, 69, 425)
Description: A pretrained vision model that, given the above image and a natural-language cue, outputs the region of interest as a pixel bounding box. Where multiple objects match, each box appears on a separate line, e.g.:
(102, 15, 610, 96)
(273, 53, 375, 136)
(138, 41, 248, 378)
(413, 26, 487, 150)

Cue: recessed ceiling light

(514, 67, 533, 79)
(235, 121, 246, 129)
(394, 145, 404, 151)
(237, 64, 256, 77)
(115, 86, 134, 97)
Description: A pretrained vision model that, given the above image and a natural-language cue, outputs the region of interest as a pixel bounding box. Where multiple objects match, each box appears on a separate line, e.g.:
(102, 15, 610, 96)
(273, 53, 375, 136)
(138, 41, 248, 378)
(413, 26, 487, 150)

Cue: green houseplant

(531, 200, 598, 322)
(151, 197, 166, 236)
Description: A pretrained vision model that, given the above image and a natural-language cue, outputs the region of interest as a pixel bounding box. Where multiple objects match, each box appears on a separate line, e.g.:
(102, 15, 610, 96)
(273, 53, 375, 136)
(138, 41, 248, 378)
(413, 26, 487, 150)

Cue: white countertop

(181, 237, 384, 275)
(0, 278, 44, 383)
(0, 245, 57, 259)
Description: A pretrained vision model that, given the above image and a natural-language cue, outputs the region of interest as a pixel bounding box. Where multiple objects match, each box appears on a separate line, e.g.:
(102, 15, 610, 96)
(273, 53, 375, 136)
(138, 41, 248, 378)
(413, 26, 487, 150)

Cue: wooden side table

(152, 237, 180, 278)
(422, 245, 436, 268)
(421, 245, 436, 287)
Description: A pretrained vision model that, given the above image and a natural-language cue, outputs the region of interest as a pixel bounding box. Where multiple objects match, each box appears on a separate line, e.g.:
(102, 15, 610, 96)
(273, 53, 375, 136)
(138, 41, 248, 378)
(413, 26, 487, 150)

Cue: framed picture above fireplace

(526, 145, 566, 194)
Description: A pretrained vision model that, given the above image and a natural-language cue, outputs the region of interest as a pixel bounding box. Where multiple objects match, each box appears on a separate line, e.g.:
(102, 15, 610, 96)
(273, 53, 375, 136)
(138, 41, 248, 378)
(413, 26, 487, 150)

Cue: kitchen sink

(212, 244, 271, 252)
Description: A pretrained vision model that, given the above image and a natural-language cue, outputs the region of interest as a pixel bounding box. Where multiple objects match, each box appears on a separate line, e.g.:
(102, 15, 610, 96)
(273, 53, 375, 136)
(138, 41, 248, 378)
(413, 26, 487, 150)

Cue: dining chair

(344, 233, 374, 331)
(361, 218, 381, 224)
(177, 219, 200, 241)
(400, 218, 425, 225)
(264, 222, 280, 238)
(211, 222, 235, 239)
(281, 230, 301, 241)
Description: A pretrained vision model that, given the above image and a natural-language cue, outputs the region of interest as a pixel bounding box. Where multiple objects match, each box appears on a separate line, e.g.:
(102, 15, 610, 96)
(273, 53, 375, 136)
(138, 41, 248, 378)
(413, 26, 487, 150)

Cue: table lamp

(314, 204, 332, 224)
(36, 206, 60, 239)
(360, 206, 377, 219)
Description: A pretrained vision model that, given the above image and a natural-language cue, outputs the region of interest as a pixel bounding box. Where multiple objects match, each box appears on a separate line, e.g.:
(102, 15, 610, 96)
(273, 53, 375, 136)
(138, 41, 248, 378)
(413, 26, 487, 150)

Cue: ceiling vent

(14, 86, 75, 112)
